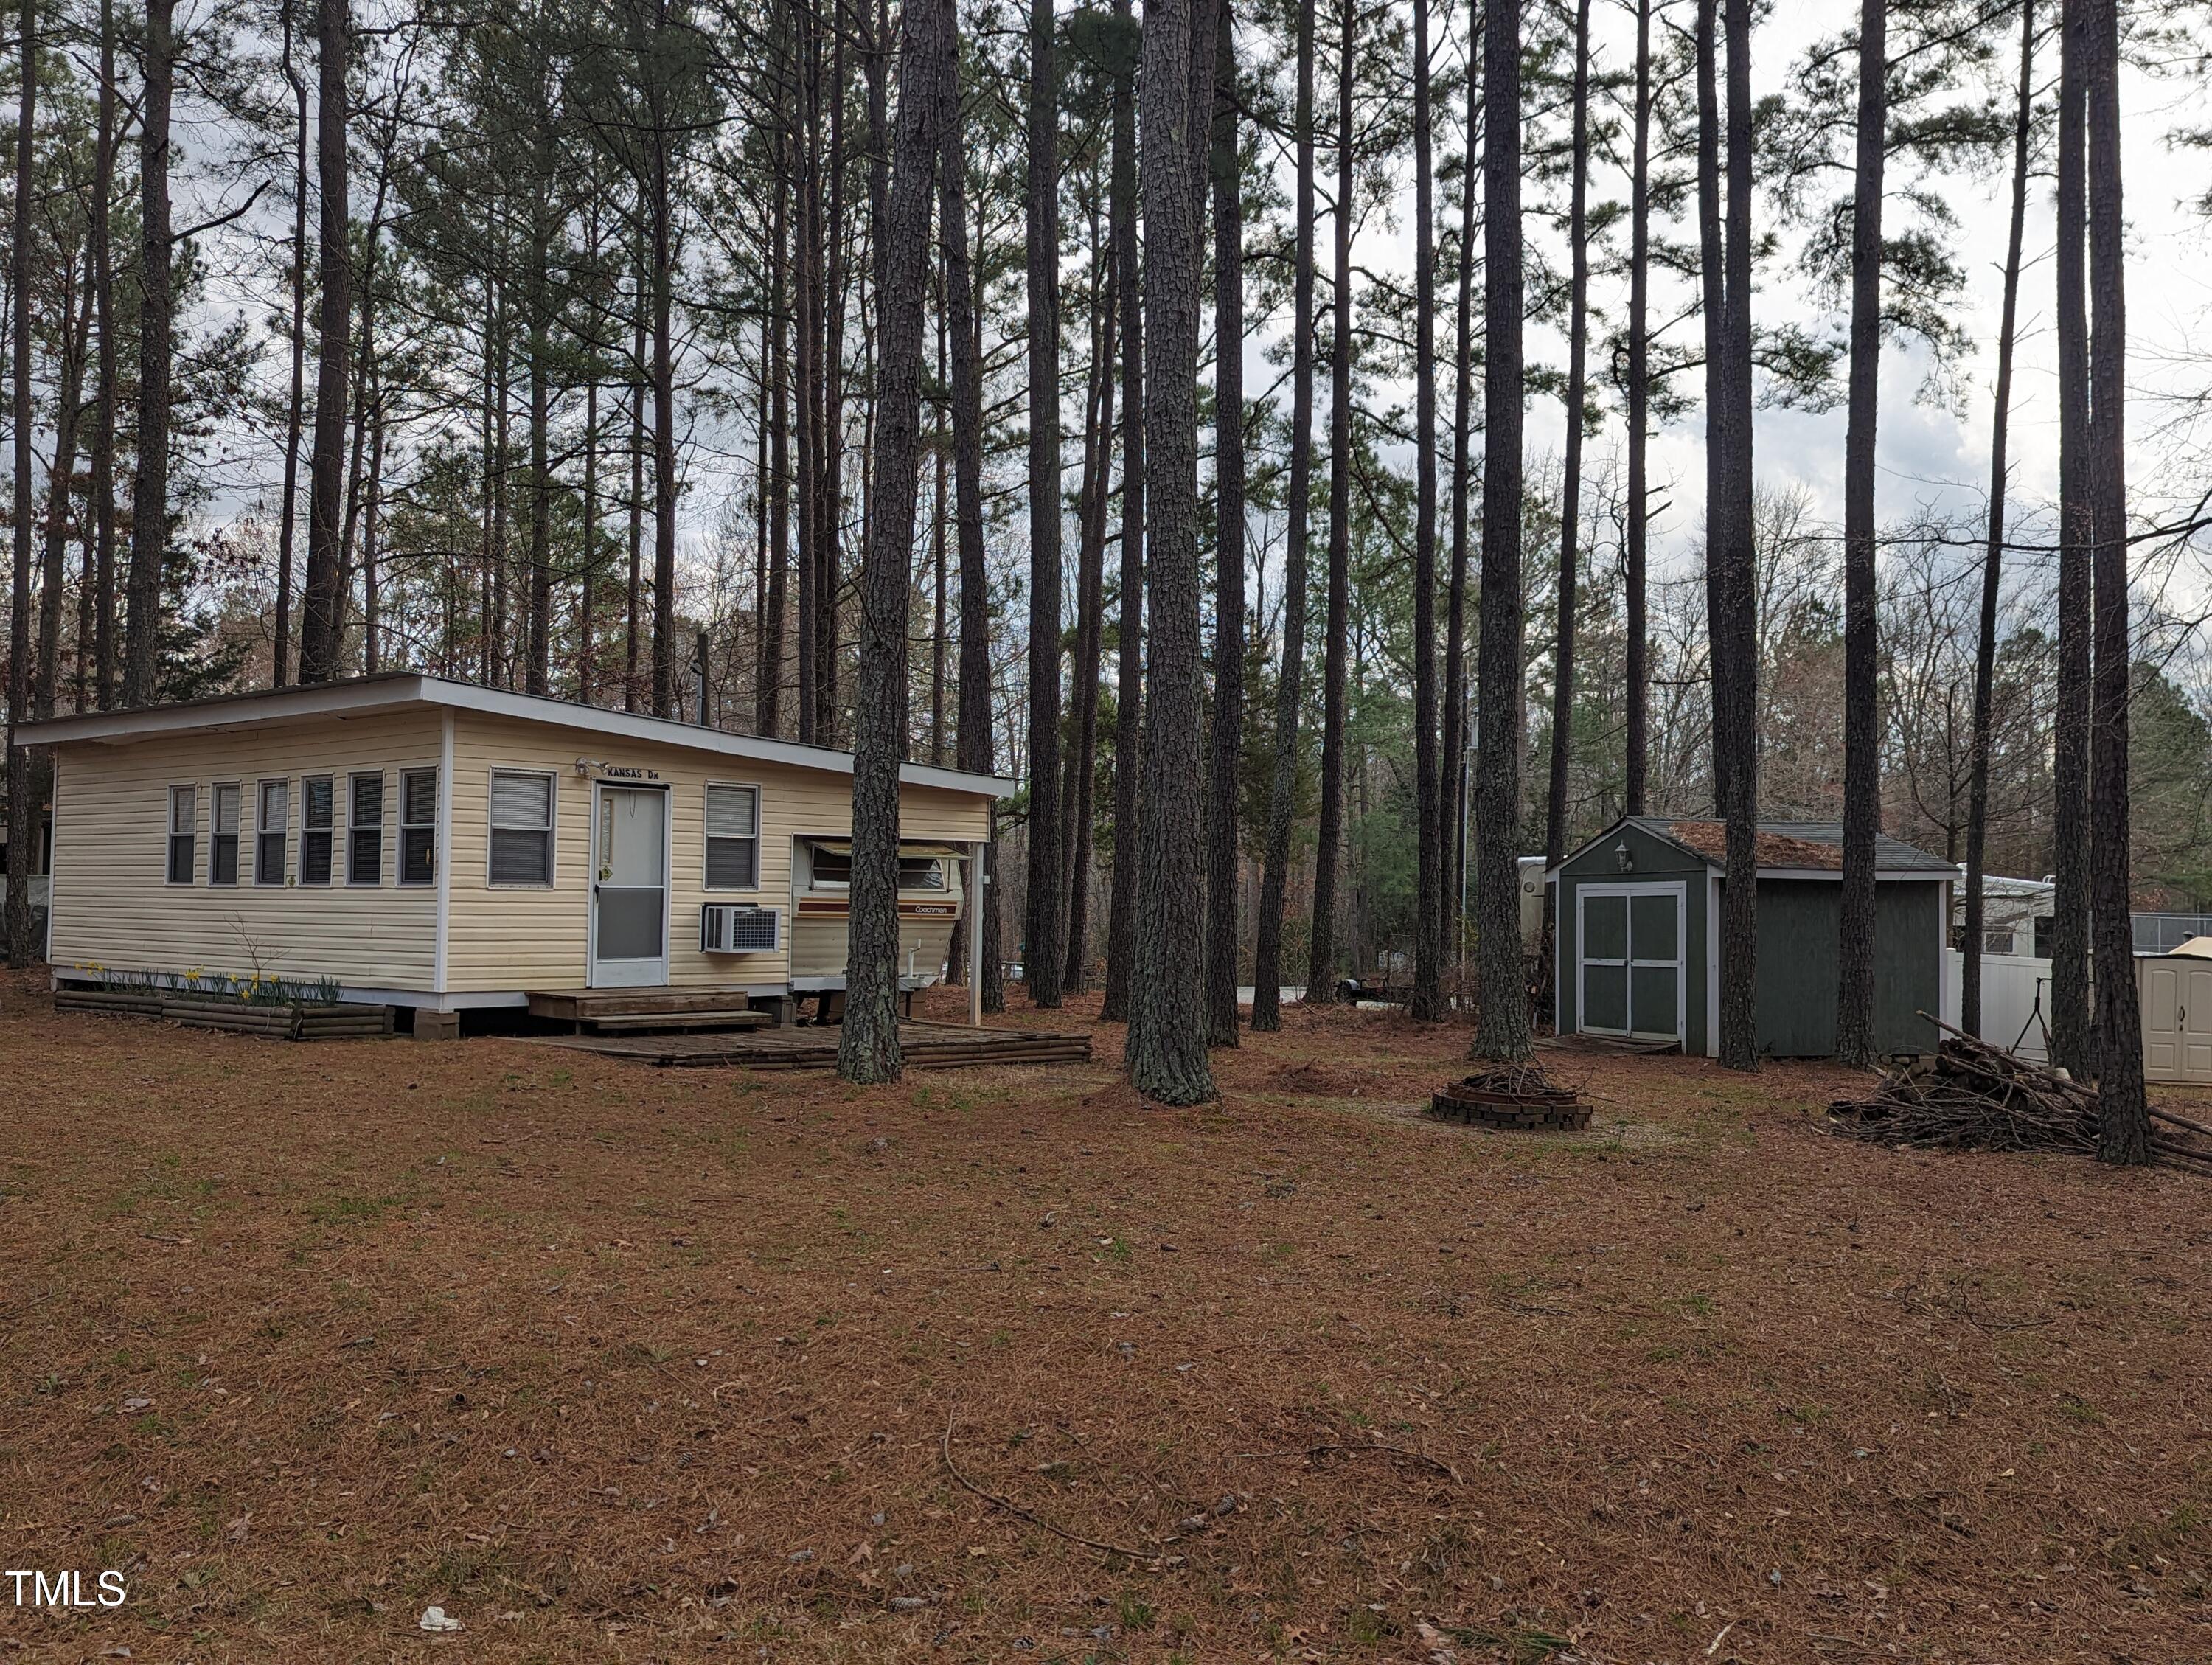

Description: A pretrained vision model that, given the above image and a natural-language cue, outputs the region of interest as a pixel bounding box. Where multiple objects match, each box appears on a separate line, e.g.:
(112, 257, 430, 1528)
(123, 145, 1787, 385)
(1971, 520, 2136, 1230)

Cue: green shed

(1550, 817, 1952, 1059)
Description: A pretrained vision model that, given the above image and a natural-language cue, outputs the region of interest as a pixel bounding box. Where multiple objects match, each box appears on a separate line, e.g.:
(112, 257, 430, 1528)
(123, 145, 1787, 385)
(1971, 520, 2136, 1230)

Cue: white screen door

(591, 785, 669, 987)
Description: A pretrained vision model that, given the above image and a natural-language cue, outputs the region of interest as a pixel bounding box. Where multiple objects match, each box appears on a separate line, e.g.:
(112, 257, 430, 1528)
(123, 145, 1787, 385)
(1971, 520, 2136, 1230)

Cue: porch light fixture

(1614, 841, 1634, 873)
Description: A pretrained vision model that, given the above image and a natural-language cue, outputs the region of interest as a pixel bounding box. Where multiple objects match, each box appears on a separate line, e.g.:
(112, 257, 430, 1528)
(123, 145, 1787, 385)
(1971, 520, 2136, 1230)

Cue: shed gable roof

(1568, 816, 1954, 875)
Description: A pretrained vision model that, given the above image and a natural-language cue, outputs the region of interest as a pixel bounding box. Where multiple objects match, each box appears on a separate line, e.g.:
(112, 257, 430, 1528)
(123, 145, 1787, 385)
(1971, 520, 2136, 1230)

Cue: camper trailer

(18, 675, 1008, 1032)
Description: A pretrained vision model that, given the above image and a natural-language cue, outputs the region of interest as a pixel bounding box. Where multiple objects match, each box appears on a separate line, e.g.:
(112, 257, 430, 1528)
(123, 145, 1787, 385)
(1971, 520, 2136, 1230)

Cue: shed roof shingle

(1633, 817, 1953, 875)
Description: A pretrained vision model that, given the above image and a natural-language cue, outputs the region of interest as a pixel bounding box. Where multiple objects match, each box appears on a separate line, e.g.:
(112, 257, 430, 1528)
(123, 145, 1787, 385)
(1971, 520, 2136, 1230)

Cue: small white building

(20, 675, 1008, 1031)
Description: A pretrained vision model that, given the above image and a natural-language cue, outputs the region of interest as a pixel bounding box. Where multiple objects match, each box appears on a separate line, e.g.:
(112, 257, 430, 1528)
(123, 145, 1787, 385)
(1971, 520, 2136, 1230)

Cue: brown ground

(3, 970, 2210, 1664)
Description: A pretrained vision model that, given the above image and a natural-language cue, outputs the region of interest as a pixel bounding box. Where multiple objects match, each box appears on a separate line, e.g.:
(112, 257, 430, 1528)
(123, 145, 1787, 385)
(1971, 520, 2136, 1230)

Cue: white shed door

(1577, 883, 1685, 1043)
(2142, 959, 2212, 1083)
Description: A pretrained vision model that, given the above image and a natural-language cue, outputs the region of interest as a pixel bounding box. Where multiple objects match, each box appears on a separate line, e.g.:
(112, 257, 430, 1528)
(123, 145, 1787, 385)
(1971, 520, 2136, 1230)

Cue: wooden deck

(526, 1018, 1092, 1071)
(524, 986, 771, 1034)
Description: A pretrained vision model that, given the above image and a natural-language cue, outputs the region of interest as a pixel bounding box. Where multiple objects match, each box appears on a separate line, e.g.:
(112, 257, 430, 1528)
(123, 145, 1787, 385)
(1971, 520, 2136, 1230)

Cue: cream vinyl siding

(441, 714, 992, 992)
(48, 710, 442, 987)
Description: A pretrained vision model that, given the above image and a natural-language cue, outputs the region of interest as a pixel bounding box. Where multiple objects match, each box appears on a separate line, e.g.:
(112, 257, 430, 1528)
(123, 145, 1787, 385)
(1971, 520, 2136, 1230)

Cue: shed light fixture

(1614, 841, 1634, 873)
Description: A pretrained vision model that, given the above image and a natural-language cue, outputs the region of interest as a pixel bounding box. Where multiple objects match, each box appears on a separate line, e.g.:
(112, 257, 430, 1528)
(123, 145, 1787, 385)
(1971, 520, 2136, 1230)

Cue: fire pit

(1429, 1064, 1592, 1132)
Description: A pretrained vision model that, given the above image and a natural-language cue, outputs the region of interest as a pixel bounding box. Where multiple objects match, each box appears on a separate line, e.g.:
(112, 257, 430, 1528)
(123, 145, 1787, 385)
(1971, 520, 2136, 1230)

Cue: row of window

(161, 773, 763, 892)
(168, 771, 439, 889)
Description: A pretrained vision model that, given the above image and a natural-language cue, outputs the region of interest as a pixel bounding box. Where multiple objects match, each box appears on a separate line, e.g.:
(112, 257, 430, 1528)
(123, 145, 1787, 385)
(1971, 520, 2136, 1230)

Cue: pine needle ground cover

(3, 970, 2209, 1661)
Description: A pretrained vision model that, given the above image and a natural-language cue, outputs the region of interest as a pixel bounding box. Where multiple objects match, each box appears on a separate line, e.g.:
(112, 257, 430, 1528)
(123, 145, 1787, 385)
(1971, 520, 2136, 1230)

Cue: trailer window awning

(804, 838, 970, 858)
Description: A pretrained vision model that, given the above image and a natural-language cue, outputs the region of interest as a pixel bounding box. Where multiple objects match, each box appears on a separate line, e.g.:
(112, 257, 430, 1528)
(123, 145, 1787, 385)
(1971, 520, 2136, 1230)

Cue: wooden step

(582, 1009, 771, 1033)
(528, 987, 753, 1021)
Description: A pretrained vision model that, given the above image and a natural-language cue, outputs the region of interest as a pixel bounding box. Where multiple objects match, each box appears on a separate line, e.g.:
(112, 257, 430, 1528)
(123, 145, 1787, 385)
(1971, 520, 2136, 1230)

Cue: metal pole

(969, 841, 985, 1026)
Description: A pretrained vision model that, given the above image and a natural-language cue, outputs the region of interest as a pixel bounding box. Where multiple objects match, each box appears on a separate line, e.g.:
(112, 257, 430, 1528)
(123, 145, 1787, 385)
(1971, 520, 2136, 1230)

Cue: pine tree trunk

(841, 0, 954, 1085)
(1409, 0, 1444, 1022)
(528, 217, 554, 696)
(1469, 0, 1528, 1060)
(1439, 0, 1477, 992)
(1248, 0, 1315, 1034)
(762, 133, 792, 736)
(2049, 0, 2093, 1079)
(1714, 0, 1759, 1071)
(121, 0, 174, 707)
(1304, 0, 1356, 1005)
(276, 0, 308, 689)
(1064, 257, 1116, 992)
(1695, 0, 1728, 816)
(1100, 5, 1144, 1024)
(1203, 0, 1245, 1047)
(1623, 0, 1650, 814)
(6, 0, 35, 964)
(795, 31, 821, 739)
(932, 304, 951, 766)
(650, 127, 678, 717)
(1962, 0, 2033, 1040)
(2084, 0, 2145, 1161)
(816, 24, 848, 748)
(297, 0, 351, 685)
(1126, 0, 1222, 1104)
(1539, 0, 1592, 1024)
(941, 54, 1003, 1014)
(90, 0, 117, 708)
(1834, 0, 1886, 1068)
(627, 251, 645, 711)
(1023, 0, 1068, 1008)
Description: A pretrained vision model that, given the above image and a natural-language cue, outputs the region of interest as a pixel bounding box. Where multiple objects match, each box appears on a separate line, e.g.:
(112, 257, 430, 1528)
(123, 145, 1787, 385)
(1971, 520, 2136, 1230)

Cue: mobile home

(19, 675, 1007, 1032)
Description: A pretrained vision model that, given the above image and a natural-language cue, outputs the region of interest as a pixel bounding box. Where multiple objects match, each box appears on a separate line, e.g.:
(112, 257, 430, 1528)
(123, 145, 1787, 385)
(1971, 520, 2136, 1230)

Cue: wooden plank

(582, 1010, 771, 1032)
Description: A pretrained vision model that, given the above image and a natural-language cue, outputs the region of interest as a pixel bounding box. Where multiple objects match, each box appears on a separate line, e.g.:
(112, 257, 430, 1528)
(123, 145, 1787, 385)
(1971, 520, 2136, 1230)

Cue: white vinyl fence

(1939, 948, 2051, 1060)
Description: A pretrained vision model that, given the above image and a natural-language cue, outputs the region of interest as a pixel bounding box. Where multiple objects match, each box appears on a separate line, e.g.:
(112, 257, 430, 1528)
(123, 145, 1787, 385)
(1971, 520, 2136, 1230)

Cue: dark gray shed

(1551, 817, 1952, 1059)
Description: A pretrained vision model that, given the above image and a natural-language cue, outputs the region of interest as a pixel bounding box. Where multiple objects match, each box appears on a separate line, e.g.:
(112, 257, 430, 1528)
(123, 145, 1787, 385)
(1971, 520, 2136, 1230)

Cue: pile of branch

(1458, 1062, 1569, 1098)
(1827, 1017, 2212, 1175)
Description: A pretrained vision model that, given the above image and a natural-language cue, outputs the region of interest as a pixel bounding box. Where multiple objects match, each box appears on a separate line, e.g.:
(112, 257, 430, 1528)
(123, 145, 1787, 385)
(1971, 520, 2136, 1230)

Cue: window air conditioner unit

(701, 903, 781, 953)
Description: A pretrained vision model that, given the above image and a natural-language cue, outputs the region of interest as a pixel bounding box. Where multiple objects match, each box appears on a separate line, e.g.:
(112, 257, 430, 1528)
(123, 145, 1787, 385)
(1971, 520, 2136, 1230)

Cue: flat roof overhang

(15, 672, 1014, 799)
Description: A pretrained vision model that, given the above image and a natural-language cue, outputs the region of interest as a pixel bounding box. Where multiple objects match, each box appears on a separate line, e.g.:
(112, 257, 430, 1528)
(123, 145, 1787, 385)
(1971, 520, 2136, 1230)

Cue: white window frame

(347, 771, 385, 887)
(486, 767, 558, 889)
(703, 781, 762, 893)
(299, 774, 335, 886)
(166, 783, 197, 886)
(209, 782, 242, 888)
(398, 767, 439, 887)
(254, 778, 290, 887)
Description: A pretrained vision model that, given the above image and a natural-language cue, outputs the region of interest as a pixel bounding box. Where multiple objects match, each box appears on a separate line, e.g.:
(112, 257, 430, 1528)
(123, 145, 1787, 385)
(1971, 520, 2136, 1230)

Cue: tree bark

(1023, 0, 1068, 1009)
(1126, 0, 1221, 1104)
(762, 130, 792, 736)
(1714, 0, 1759, 1071)
(1100, 1, 1144, 1023)
(6, 0, 35, 963)
(1304, 0, 1356, 1005)
(276, 0, 309, 689)
(1962, 0, 2032, 1040)
(1623, 0, 1650, 813)
(1250, 0, 1316, 1034)
(1203, 0, 1245, 1047)
(1064, 250, 1116, 992)
(2084, 0, 2144, 1161)
(941, 50, 1003, 1014)
(90, 0, 118, 708)
(2049, 0, 2092, 1078)
(1539, 0, 1592, 1022)
(1834, 0, 1887, 1068)
(1408, 0, 1444, 1021)
(297, 0, 352, 684)
(840, 0, 953, 1085)
(121, 0, 174, 707)
(1469, 0, 1528, 1060)
(1440, 0, 1478, 990)
(650, 108, 678, 717)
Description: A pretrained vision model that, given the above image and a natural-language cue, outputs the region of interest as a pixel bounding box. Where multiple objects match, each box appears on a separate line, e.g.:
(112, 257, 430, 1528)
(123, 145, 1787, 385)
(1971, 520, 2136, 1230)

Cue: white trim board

(15, 672, 1014, 799)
